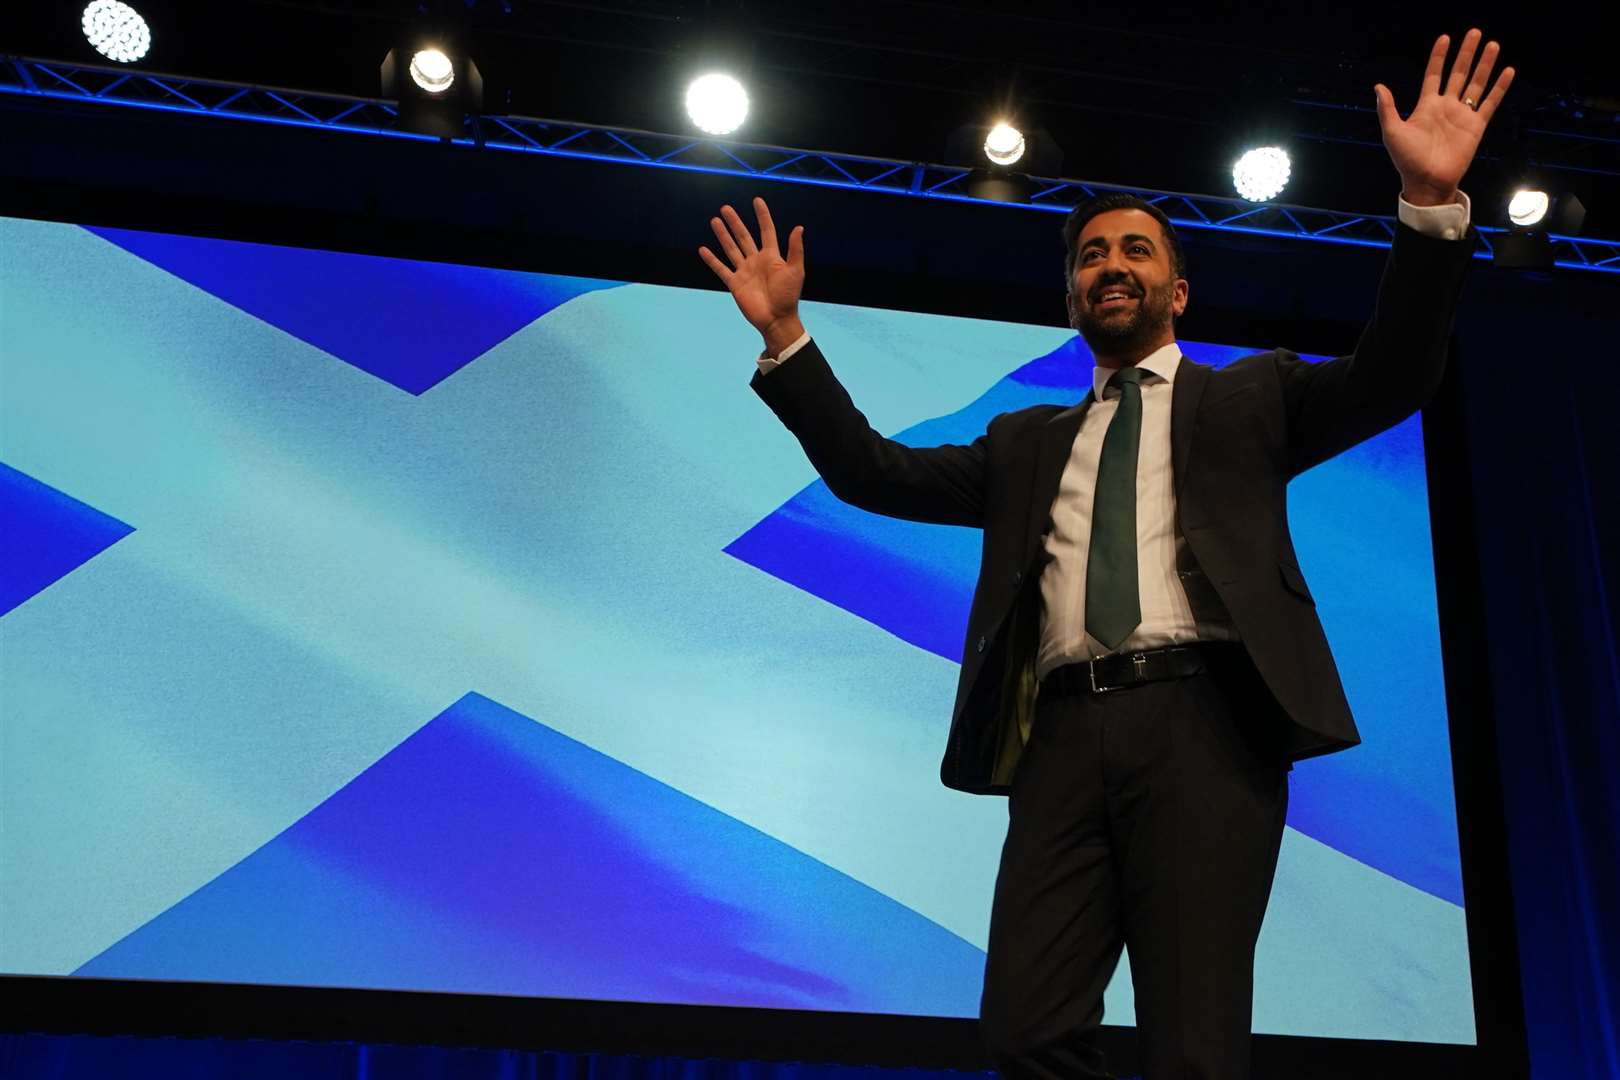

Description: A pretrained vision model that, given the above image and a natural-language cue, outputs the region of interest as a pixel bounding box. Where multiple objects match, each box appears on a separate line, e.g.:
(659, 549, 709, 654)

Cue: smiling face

(1065, 207, 1189, 365)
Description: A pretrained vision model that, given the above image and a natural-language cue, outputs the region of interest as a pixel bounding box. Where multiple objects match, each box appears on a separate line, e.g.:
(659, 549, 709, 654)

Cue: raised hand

(698, 196, 806, 348)
(1375, 29, 1515, 206)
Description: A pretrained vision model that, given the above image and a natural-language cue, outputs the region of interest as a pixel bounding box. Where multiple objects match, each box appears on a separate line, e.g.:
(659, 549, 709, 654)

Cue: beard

(1073, 275, 1177, 357)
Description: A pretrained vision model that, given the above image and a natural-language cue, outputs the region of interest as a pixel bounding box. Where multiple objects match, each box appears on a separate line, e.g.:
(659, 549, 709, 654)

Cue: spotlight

(1233, 146, 1291, 202)
(408, 49, 455, 94)
(685, 73, 749, 136)
(1507, 188, 1550, 227)
(1493, 191, 1586, 269)
(944, 119, 1063, 203)
(984, 122, 1026, 167)
(381, 42, 483, 140)
(81, 0, 150, 64)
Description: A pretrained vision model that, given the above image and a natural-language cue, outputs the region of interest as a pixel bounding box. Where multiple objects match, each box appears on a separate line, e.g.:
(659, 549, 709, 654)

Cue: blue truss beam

(3, 55, 1616, 275)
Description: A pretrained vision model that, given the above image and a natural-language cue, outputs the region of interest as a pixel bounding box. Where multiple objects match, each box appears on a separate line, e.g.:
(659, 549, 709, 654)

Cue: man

(698, 30, 1512, 1080)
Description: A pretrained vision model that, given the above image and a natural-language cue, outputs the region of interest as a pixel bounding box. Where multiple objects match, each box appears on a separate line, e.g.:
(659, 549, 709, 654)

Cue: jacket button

(1012, 570, 1022, 586)
(977, 636, 987, 653)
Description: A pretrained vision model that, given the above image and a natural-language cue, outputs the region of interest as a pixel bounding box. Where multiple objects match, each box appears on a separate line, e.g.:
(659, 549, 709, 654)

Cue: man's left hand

(1375, 29, 1515, 207)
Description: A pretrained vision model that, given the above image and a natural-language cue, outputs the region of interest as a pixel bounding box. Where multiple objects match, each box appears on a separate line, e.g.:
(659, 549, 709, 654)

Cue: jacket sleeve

(1279, 220, 1475, 478)
(750, 338, 988, 527)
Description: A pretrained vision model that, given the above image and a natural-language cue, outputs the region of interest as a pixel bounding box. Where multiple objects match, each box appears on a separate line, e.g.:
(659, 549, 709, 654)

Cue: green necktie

(1085, 366, 1146, 652)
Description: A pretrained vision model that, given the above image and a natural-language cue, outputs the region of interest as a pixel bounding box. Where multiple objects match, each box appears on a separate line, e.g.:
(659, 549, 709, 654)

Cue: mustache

(1089, 275, 1141, 303)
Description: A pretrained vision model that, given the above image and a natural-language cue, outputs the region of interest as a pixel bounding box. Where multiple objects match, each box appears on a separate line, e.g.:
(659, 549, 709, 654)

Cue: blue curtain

(1455, 273, 1620, 1080)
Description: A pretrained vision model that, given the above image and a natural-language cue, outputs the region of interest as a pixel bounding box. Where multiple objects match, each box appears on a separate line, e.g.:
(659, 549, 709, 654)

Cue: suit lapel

(1023, 390, 1093, 558)
(1170, 355, 1209, 496)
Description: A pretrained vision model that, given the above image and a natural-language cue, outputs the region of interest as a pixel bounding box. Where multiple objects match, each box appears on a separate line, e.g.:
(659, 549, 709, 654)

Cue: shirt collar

(1091, 342, 1182, 400)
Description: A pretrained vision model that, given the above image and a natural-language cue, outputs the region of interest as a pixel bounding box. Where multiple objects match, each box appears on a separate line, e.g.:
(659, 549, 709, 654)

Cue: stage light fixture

(81, 0, 150, 64)
(1507, 188, 1550, 227)
(1493, 190, 1586, 269)
(685, 73, 749, 136)
(381, 42, 483, 140)
(1233, 146, 1291, 202)
(408, 49, 455, 94)
(944, 119, 1062, 204)
(984, 122, 1026, 167)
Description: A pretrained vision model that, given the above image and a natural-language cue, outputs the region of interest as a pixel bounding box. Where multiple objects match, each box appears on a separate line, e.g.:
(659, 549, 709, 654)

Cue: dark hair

(1061, 193, 1187, 294)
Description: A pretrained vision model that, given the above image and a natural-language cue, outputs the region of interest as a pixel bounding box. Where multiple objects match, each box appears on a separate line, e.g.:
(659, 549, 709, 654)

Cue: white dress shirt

(1034, 342, 1239, 676)
(756, 194, 1471, 676)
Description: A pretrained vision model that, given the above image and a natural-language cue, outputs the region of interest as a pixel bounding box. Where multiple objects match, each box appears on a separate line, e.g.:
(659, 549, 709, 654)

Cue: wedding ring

(1463, 95, 1479, 110)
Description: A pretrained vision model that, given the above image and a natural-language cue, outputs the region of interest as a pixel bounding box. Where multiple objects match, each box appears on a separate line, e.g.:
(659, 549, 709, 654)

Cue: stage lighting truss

(3, 54, 1616, 276)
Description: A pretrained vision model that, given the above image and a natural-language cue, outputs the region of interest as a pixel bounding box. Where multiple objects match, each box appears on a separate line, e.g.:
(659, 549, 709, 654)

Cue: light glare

(409, 49, 455, 94)
(685, 73, 749, 136)
(1232, 145, 1291, 202)
(81, 1, 151, 64)
(984, 122, 1026, 167)
(1508, 189, 1550, 228)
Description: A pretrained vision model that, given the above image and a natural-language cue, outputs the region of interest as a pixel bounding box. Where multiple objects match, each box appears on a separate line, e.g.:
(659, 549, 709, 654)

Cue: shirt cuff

(756, 329, 813, 373)
(1397, 189, 1471, 241)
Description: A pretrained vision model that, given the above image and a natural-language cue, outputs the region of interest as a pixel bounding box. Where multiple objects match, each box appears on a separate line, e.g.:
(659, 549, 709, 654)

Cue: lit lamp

(381, 43, 484, 140)
(1493, 188, 1586, 269)
(946, 120, 1063, 204)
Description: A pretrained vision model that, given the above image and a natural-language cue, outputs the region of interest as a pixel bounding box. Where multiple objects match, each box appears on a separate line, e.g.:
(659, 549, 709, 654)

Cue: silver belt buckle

(1088, 651, 1149, 693)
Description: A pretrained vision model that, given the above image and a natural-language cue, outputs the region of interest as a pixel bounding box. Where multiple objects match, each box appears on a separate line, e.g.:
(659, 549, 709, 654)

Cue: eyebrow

(1080, 233, 1158, 253)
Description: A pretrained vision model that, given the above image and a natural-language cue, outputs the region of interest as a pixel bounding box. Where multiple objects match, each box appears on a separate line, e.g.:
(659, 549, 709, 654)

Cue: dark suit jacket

(752, 221, 1474, 795)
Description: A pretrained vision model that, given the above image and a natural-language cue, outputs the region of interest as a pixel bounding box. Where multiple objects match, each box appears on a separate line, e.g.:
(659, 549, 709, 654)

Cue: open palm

(697, 197, 805, 336)
(1375, 29, 1514, 205)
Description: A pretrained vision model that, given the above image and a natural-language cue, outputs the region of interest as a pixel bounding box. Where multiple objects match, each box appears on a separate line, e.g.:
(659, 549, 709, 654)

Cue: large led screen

(0, 215, 1472, 1043)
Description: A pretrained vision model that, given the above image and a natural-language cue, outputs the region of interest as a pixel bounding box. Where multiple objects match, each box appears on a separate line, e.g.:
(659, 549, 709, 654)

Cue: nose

(1100, 248, 1133, 275)
(1093, 259, 1133, 296)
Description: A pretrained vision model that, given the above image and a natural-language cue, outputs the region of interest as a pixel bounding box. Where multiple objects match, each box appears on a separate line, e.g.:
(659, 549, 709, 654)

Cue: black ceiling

(5, 1, 1617, 235)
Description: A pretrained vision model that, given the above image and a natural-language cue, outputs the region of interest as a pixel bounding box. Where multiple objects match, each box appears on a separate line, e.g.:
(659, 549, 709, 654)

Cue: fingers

(1479, 65, 1515, 123)
(720, 203, 759, 257)
(754, 196, 779, 255)
(1461, 37, 1500, 104)
(696, 244, 733, 284)
(1420, 34, 1449, 98)
(709, 213, 743, 267)
(1444, 28, 1482, 99)
(1373, 83, 1400, 132)
(699, 199, 802, 283)
(1415, 29, 1513, 123)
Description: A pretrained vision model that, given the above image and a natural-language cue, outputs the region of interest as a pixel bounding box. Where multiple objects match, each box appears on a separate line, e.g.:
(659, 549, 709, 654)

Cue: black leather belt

(1043, 642, 1240, 698)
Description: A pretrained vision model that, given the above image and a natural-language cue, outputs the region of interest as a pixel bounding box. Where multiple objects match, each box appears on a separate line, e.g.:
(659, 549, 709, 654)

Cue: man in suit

(698, 29, 1513, 1080)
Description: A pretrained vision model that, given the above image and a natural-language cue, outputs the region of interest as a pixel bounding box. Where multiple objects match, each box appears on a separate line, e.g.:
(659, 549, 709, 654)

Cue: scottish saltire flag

(0, 217, 1472, 1041)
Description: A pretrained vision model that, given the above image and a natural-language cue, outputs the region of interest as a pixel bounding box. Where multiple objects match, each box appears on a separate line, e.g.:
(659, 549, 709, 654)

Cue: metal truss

(4, 55, 1616, 275)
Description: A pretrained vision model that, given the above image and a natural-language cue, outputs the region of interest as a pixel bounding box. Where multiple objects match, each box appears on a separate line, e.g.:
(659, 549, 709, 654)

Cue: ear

(1171, 277, 1189, 319)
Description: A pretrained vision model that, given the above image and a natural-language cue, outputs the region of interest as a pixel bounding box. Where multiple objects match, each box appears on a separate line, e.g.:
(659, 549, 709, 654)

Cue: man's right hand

(698, 196, 806, 356)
